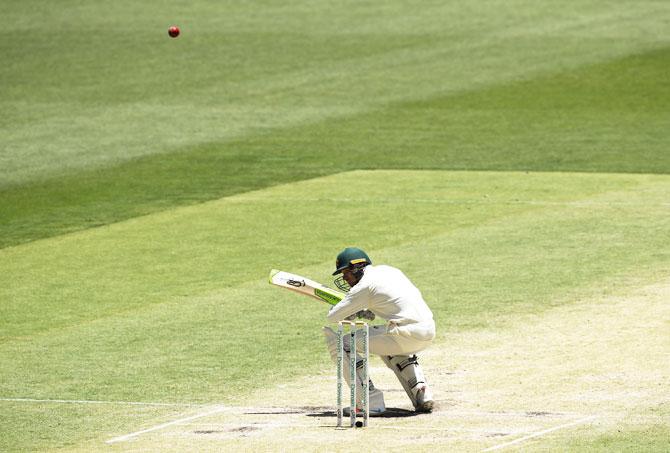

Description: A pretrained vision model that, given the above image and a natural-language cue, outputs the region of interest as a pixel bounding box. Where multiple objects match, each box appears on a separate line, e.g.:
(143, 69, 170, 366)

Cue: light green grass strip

(0, 170, 659, 336)
(2, 170, 668, 338)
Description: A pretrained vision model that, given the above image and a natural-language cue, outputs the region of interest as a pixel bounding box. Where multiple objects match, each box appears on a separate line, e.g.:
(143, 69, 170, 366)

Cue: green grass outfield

(1, 0, 669, 451)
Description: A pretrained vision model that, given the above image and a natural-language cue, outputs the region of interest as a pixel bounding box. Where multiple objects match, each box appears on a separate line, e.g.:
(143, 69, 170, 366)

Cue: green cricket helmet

(333, 247, 372, 275)
(333, 247, 371, 292)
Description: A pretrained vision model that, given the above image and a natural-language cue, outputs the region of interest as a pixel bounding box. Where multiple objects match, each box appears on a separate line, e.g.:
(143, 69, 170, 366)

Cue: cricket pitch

(100, 279, 670, 452)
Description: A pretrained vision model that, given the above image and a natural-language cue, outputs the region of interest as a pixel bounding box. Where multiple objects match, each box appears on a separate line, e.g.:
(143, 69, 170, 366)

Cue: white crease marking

(481, 415, 597, 452)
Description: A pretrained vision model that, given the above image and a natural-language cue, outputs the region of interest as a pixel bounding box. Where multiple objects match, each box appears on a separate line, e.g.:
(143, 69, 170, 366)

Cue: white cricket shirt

(327, 265, 435, 333)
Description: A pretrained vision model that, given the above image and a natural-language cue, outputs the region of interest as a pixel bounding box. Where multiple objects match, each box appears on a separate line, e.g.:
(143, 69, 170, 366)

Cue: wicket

(336, 320, 369, 428)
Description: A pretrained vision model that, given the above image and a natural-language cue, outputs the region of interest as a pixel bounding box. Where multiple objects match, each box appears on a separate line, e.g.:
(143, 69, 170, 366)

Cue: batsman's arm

(326, 284, 369, 323)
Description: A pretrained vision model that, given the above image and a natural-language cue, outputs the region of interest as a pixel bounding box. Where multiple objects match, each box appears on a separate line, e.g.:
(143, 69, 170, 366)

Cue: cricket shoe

(343, 405, 386, 417)
(414, 384, 434, 413)
(343, 388, 386, 416)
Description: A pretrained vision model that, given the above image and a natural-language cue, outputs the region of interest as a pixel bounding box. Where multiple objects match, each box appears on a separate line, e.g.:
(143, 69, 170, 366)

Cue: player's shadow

(307, 407, 419, 418)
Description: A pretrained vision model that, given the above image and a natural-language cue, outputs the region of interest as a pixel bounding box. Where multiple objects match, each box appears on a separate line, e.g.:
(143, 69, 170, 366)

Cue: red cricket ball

(168, 26, 180, 38)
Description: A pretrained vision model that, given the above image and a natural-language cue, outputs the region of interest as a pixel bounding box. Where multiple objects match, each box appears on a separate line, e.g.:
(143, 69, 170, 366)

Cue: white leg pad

(381, 354, 433, 409)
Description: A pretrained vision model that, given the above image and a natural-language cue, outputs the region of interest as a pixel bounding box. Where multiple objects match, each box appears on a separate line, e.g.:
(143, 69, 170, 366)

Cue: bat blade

(269, 269, 344, 306)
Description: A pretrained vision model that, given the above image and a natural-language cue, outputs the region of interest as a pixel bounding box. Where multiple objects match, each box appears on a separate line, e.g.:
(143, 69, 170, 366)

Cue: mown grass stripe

(3, 44, 670, 249)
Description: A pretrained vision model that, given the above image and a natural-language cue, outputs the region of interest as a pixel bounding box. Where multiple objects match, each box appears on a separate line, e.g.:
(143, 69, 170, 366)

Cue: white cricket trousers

(358, 321, 435, 356)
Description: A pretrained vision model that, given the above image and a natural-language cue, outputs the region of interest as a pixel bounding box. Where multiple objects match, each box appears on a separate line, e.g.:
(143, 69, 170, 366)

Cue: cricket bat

(269, 269, 345, 306)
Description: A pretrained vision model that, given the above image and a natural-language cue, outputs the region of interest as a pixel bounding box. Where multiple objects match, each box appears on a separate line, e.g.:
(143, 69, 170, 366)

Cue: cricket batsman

(323, 247, 436, 414)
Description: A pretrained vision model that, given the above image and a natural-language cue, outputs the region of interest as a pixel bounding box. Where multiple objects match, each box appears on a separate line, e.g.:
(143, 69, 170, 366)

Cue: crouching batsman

(323, 247, 436, 414)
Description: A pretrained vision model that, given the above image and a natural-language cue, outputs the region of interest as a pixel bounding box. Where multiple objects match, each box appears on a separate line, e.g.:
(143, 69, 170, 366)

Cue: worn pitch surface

(98, 282, 669, 452)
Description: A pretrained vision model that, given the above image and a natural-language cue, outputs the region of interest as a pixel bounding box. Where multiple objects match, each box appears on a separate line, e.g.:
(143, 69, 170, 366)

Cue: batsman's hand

(344, 312, 357, 321)
(344, 310, 375, 321)
(357, 310, 375, 321)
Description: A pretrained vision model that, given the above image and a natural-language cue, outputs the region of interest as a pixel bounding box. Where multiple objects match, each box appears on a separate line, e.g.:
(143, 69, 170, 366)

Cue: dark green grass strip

(2, 48, 669, 249)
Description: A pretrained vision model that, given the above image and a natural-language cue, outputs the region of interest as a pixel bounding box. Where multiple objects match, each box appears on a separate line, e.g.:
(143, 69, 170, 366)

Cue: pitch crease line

(482, 415, 597, 452)
(106, 406, 228, 444)
(0, 397, 202, 407)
